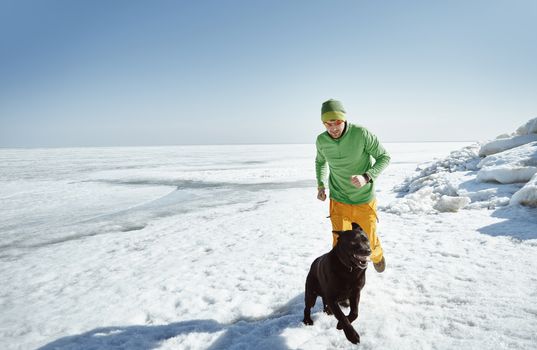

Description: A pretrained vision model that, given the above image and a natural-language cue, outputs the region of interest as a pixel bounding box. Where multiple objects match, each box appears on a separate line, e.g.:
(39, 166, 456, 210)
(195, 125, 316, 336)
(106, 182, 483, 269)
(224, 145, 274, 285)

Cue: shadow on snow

(37, 293, 320, 350)
(478, 205, 537, 241)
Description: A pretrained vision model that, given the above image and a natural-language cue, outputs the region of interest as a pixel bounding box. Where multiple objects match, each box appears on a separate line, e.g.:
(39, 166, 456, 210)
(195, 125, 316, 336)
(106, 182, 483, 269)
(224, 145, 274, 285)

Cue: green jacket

(315, 122, 391, 204)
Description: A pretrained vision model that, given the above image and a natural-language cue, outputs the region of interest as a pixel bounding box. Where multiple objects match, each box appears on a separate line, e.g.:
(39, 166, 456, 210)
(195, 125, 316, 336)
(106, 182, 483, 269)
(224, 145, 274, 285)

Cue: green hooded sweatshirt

(315, 122, 391, 204)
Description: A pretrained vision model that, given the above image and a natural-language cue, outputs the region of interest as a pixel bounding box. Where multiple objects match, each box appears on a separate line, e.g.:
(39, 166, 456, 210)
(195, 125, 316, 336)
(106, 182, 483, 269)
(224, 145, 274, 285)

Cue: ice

(478, 142, 537, 169)
(433, 195, 471, 212)
(515, 117, 537, 135)
(476, 142, 537, 184)
(511, 173, 537, 207)
(476, 166, 537, 184)
(392, 119, 537, 213)
(478, 134, 537, 157)
(478, 117, 537, 157)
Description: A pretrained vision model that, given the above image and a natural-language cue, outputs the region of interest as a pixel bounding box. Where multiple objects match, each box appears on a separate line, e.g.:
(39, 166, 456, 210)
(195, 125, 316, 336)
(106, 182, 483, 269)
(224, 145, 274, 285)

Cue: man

(315, 99, 390, 273)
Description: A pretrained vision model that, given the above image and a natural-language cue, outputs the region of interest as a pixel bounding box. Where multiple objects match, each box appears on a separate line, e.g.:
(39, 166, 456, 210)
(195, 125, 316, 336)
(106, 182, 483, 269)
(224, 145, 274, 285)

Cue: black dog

(303, 223, 371, 344)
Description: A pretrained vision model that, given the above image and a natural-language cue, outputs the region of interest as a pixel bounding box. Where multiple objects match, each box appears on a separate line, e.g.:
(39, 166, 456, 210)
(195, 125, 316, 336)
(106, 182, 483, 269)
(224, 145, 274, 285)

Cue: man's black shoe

(373, 256, 386, 273)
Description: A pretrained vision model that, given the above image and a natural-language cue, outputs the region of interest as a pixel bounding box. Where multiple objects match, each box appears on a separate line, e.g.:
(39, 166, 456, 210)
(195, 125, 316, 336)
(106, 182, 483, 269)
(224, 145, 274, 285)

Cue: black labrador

(303, 222, 371, 344)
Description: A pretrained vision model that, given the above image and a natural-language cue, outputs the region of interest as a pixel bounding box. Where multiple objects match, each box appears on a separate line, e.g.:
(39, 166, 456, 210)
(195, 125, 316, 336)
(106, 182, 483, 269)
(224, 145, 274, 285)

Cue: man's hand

(350, 175, 368, 189)
(317, 188, 327, 201)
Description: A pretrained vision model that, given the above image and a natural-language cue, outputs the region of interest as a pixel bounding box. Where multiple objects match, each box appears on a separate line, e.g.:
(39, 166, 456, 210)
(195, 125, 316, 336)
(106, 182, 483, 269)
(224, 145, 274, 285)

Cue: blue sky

(1, 0, 536, 147)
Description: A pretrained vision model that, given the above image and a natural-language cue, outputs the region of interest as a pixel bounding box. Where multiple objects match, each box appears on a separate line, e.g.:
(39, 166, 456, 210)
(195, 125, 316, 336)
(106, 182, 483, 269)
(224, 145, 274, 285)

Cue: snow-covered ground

(1, 131, 536, 349)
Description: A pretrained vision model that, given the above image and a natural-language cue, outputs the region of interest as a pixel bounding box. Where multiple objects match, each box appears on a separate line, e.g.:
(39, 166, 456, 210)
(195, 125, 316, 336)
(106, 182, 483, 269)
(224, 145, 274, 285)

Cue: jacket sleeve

(362, 128, 390, 181)
(315, 139, 327, 189)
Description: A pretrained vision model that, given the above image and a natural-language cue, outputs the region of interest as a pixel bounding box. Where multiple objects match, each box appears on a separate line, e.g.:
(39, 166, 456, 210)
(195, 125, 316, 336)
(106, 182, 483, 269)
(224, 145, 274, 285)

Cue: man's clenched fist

(351, 174, 368, 189)
(317, 188, 327, 201)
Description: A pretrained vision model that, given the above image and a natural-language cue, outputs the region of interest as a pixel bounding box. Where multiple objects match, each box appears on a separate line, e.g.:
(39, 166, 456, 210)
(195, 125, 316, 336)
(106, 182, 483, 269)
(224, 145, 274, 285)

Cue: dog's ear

(351, 222, 362, 231)
(332, 230, 343, 236)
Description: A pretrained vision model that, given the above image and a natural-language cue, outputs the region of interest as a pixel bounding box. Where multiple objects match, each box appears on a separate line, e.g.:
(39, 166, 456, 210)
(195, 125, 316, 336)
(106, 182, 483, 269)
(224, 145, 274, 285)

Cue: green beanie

(321, 99, 346, 122)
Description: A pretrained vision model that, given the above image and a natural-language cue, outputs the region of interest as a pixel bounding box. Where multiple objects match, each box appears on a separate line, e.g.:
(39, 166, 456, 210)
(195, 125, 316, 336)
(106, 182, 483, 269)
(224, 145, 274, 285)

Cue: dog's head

(333, 222, 371, 270)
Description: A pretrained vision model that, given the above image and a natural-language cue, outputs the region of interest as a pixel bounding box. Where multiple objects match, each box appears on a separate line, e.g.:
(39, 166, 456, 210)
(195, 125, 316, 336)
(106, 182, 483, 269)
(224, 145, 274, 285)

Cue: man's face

(324, 119, 345, 139)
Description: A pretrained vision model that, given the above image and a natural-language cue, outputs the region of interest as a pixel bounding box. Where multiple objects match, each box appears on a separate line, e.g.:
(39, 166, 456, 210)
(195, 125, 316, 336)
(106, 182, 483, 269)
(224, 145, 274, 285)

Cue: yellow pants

(330, 199, 384, 264)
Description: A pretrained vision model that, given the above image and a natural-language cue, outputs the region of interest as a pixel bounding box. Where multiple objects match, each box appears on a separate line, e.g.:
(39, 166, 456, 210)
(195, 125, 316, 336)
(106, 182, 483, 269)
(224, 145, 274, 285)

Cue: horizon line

(0, 140, 478, 150)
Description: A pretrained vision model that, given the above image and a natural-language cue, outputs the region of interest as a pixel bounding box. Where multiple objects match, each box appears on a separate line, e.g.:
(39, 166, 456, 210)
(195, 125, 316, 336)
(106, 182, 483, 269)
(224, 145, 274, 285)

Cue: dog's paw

(303, 317, 314, 326)
(336, 321, 343, 330)
(343, 327, 360, 344)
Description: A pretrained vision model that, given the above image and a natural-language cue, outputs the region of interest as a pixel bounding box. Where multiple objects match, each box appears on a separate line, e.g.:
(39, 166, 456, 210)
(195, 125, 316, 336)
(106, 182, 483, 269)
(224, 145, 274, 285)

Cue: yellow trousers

(330, 199, 384, 264)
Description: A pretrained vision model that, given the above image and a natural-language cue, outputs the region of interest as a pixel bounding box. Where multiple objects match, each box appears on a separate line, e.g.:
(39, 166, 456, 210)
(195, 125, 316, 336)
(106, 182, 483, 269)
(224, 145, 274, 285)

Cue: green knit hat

(321, 99, 346, 122)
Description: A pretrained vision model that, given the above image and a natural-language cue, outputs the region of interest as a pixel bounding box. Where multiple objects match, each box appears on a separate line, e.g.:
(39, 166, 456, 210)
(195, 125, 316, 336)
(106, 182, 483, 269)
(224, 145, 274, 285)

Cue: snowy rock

(458, 181, 523, 210)
(478, 117, 537, 156)
(403, 173, 460, 196)
(476, 142, 537, 184)
(478, 134, 537, 157)
(384, 189, 470, 214)
(433, 195, 471, 212)
(394, 144, 481, 193)
(392, 118, 537, 213)
(477, 142, 537, 169)
(476, 167, 537, 184)
(515, 117, 537, 135)
(495, 133, 511, 139)
(510, 173, 537, 207)
(384, 188, 439, 215)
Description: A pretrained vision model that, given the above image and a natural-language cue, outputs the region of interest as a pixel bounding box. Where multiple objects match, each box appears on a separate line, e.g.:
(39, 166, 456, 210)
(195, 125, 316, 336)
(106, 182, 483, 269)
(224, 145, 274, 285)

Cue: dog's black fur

(303, 223, 371, 344)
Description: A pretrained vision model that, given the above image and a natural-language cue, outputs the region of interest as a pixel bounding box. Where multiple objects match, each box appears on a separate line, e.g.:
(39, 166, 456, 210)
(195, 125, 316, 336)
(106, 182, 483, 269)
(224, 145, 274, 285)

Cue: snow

(433, 195, 471, 213)
(511, 173, 537, 207)
(389, 118, 537, 213)
(479, 117, 537, 156)
(1, 138, 536, 350)
(478, 134, 537, 157)
(516, 117, 537, 136)
(476, 142, 537, 184)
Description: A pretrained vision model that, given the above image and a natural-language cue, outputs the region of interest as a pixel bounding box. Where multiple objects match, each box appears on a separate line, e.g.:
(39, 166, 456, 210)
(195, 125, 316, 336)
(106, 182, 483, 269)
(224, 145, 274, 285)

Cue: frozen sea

(1, 143, 536, 350)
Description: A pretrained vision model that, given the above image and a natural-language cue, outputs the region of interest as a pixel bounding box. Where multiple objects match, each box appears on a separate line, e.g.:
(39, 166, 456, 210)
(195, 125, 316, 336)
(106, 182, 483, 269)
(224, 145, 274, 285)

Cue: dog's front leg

(326, 299, 360, 344)
(346, 272, 366, 326)
(348, 287, 361, 324)
(303, 287, 317, 325)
